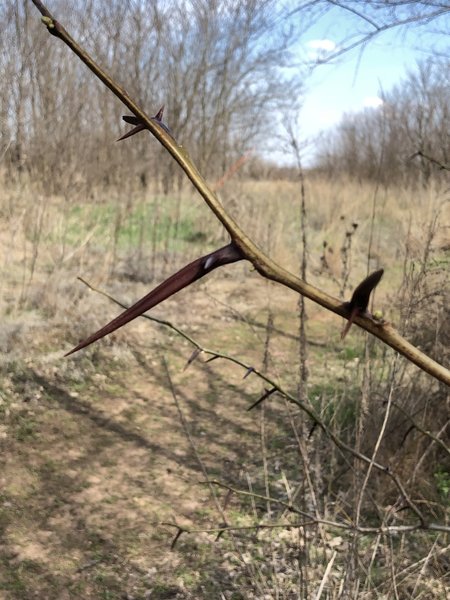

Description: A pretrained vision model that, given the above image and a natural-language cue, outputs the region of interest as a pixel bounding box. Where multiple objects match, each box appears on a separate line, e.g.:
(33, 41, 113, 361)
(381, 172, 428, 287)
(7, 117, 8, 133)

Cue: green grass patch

(434, 467, 450, 503)
(51, 196, 209, 252)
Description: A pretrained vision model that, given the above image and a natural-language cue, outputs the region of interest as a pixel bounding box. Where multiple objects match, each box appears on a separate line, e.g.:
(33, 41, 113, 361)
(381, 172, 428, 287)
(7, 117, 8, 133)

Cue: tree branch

(75, 275, 413, 509)
(30, 0, 450, 386)
(200, 480, 450, 534)
(161, 515, 450, 550)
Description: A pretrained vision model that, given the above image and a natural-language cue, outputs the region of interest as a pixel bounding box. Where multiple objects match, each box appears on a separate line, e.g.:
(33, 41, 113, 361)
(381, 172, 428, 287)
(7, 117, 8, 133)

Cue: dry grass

(0, 170, 448, 599)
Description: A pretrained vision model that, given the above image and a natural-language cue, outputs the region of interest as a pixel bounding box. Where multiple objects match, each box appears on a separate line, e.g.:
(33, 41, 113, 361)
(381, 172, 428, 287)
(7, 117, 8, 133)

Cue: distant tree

(315, 58, 450, 185)
(0, 0, 306, 192)
(2, 0, 448, 190)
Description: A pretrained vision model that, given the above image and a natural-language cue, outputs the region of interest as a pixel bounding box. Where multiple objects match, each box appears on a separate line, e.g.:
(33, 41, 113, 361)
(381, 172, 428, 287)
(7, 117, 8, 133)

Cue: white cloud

(363, 96, 384, 109)
(315, 108, 341, 126)
(307, 39, 337, 52)
(305, 39, 338, 62)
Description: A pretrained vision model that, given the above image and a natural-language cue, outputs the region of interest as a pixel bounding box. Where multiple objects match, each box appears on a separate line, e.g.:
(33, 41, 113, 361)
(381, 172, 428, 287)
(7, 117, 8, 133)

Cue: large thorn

(65, 242, 244, 356)
(341, 269, 384, 339)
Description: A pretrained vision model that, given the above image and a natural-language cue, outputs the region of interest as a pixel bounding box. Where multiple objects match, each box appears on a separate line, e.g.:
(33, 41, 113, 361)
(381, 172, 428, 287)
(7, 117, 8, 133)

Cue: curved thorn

(341, 269, 384, 339)
(119, 107, 173, 141)
(65, 243, 244, 356)
(117, 122, 147, 141)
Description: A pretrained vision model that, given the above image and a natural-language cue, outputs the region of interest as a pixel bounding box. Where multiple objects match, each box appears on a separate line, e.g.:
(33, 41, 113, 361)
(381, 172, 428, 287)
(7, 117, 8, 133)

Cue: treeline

(0, 0, 305, 193)
(2, 2, 448, 192)
(315, 59, 450, 185)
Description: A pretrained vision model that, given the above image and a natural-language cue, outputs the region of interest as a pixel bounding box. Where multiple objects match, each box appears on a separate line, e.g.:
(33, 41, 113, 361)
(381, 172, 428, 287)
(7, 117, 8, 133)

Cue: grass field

(0, 171, 448, 598)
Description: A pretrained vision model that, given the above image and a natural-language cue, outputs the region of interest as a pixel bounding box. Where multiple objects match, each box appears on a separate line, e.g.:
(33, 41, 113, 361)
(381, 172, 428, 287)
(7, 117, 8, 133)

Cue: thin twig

(162, 520, 317, 536)
(409, 150, 450, 172)
(314, 550, 337, 600)
(392, 401, 450, 456)
(162, 357, 266, 593)
(77, 276, 427, 521)
(355, 356, 399, 527)
(201, 480, 450, 534)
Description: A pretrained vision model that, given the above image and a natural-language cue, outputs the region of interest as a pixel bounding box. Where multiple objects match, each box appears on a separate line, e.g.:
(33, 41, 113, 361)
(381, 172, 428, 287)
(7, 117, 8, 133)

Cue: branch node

(41, 15, 55, 29)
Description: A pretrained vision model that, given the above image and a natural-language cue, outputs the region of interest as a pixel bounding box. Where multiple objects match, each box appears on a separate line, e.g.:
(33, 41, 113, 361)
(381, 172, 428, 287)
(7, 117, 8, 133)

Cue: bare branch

(76, 276, 431, 523)
(409, 149, 450, 172)
(392, 401, 450, 456)
(30, 1, 450, 386)
(199, 481, 450, 534)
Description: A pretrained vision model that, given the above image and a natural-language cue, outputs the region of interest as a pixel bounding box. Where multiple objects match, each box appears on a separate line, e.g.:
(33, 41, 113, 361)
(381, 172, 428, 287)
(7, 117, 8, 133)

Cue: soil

(0, 267, 327, 599)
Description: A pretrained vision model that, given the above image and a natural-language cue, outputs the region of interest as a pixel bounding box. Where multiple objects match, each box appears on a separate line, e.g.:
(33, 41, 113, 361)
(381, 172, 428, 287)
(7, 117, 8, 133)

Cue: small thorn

(170, 528, 184, 550)
(308, 422, 318, 438)
(117, 123, 147, 141)
(184, 348, 202, 370)
(215, 523, 228, 541)
(154, 105, 165, 121)
(247, 387, 277, 411)
(243, 367, 254, 380)
(122, 115, 142, 125)
(204, 355, 220, 364)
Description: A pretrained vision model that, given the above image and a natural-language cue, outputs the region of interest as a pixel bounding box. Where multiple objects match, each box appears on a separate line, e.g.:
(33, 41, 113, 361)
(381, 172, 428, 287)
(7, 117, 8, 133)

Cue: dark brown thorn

(204, 355, 220, 364)
(215, 522, 228, 541)
(170, 527, 184, 550)
(247, 387, 277, 411)
(154, 105, 165, 121)
(116, 122, 147, 141)
(341, 268, 384, 339)
(184, 348, 202, 370)
(119, 106, 171, 141)
(65, 242, 244, 356)
(308, 421, 318, 438)
(243, 366, 255, 379)
(122, 115, 142, 125)
(400, 424, 415, 448)
(349, 269, 384, 312)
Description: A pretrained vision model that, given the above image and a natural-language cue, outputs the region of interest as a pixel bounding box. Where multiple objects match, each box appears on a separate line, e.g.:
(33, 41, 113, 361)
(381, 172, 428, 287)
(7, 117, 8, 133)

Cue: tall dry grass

(0, 167, 448, 598)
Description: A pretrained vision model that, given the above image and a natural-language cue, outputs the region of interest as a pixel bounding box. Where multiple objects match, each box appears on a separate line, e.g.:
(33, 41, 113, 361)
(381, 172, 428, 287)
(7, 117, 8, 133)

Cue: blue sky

(290, 6, 449, 164)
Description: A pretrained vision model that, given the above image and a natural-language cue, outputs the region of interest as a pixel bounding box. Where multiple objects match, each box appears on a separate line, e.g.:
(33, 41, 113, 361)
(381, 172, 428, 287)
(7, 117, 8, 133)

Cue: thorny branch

(198, 481, 450, 533)
(161, 514, 450, 550)
(30, 0, 450, 386)
(78, 277, 441, 528)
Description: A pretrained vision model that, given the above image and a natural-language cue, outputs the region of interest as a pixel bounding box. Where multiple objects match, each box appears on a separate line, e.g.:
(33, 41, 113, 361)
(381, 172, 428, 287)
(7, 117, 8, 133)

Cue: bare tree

(1, 0, 308, 192)
(315, 58, 450, 184)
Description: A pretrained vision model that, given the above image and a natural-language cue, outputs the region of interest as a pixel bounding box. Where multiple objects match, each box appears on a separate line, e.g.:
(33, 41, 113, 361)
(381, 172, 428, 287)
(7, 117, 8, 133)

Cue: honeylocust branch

(31, 0, 450, 387)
